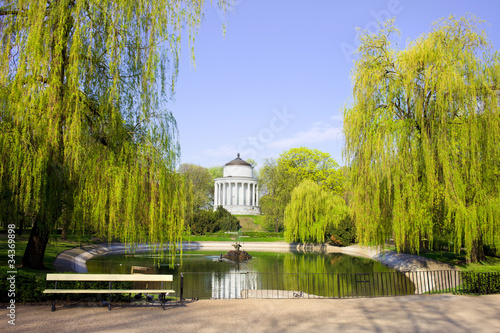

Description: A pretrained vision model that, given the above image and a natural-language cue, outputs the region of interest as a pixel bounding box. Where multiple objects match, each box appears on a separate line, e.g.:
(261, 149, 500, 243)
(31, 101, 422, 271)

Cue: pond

(87, 251, 415, 299)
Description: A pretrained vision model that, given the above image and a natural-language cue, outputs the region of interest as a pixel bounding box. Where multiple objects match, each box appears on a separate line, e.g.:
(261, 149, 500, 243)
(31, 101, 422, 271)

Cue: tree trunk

(21, 160, 63, 269)
(21, 216, 52, 270)
(60, 223, 67, 240)
(467, 239, 486, 263)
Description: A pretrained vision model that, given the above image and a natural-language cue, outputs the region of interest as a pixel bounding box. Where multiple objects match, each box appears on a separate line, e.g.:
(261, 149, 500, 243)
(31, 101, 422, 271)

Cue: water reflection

(87, 251, 413, 299)
(87, 251, 397, 275)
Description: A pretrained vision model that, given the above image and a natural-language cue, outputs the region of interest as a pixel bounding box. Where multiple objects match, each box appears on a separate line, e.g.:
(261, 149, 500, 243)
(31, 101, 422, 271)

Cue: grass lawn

(408, 249, 500, 272)
(0, 233, 85, 272)
(185, 232, 284, 242)
(235, 215, 266, 232)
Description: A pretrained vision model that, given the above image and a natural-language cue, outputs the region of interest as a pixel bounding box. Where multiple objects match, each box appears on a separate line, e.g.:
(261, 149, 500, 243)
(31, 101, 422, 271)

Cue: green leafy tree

(179, 163, 214, 211)
(278, 147, 343, 194)
(260, 147, 343, 232)
(343, 16, 500, 262)
(0, 0, 231, 269)
(208, 166, 224, 180)
(284, 179, 348, 243)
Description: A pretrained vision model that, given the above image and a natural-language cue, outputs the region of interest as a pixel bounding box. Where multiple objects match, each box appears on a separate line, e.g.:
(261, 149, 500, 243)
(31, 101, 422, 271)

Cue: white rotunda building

(213, 154, 260, 215)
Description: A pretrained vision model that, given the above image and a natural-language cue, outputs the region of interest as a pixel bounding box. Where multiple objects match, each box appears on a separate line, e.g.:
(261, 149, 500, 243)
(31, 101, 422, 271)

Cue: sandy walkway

(4, 295, 500, 332)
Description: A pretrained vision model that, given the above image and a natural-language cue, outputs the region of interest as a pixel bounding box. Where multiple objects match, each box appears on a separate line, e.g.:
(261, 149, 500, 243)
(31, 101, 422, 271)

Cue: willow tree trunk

(21, 218, 52, 270)
(21, 161, 63, 269)
(467, 239, 486, 264)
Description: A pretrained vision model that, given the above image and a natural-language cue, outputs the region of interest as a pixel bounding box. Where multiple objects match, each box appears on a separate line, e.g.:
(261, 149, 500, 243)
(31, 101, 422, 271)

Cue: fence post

(180, 273, 184, 304)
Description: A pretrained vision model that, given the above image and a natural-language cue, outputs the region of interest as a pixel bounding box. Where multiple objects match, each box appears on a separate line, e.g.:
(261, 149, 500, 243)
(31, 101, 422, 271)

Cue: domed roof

(225, 153, 252, 167)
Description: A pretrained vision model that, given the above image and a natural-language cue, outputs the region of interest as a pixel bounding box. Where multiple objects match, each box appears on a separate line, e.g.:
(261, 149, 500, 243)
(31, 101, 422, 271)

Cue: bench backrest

(46, 274, 173, 282)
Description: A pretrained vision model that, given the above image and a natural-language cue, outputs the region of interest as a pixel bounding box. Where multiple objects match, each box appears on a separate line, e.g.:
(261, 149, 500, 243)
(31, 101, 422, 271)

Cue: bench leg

(51, 295, 56, 312)
(108, 293, 112, 311)
(161, 293, 165, 310)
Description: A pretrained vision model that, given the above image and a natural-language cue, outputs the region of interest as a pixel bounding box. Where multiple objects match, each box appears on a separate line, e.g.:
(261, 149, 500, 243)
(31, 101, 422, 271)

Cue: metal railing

(178, 270, 500, 300)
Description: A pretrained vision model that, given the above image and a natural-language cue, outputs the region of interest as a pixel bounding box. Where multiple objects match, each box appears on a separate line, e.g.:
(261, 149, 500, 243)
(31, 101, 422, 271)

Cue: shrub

(460, 272, 500, 295)
(189, 207, 240, 235)
(325, 215, 356, 247)
(0, 268, 132, 303)
(242, 231, 284, 238)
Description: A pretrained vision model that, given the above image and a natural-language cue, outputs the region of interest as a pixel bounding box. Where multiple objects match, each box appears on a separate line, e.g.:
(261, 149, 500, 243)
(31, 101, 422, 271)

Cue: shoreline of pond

(53, 241, 458, 275)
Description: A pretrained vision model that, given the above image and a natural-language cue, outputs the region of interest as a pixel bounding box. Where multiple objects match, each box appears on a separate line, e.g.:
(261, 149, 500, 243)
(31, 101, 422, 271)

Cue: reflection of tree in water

(87, 251, 414, 298)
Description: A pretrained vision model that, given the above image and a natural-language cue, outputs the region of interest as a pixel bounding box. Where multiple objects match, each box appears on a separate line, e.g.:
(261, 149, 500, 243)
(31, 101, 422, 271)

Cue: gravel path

(4, 295, 500, 332)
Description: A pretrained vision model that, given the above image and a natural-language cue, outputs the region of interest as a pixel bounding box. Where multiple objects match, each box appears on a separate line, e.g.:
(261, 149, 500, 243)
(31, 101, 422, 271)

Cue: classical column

(250, 183, 254, 206)
(238, 182, 243, 206)
(230, 182, 234, 206)
(222, 182, 226, 206)
(214, 182, 218, 208)
(256, 184, 259, 206)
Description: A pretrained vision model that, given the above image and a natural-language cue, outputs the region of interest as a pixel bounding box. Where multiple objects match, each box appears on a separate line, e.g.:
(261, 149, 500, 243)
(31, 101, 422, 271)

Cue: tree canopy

(259, 147, 343, 232)
(0, 0, 231, 269)
(179, 163, 214, 211)
(343, 16, 500, 262)
(284, 179, 348, 243)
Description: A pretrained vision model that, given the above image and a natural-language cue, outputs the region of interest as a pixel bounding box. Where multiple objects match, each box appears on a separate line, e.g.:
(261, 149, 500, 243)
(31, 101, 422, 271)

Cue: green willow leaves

(284, 179, 348, 244)
(0, 0, 231, 268)
(343, 16, 500, 262)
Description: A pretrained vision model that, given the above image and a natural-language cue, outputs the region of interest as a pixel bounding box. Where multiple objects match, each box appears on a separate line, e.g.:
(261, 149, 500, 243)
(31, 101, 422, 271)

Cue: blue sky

(169, 0, 500, 170)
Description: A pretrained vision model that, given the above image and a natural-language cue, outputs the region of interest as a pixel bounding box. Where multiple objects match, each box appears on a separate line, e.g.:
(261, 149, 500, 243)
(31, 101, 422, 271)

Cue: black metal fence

(178, 270, 500, 300)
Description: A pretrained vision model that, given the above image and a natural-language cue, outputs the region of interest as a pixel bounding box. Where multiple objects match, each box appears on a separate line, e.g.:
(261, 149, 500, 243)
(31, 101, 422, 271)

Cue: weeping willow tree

(284, 179, 348, 243)
(0, 0, 232, 269)
(343, 16, 500, 263)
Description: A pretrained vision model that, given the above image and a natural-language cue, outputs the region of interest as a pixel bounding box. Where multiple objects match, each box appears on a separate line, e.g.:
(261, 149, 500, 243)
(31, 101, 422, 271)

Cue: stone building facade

(213, 154, 260, 215)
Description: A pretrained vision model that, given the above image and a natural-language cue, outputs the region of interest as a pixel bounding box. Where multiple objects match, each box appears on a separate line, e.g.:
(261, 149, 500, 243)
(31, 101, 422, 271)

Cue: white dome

(223, 154, 254, 178)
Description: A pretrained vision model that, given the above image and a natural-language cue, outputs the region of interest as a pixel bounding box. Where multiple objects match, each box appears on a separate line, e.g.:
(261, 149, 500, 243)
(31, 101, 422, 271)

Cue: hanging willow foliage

(343, 16, 500, 262)
(0, 0, 231, 269)
(284, 179, 348, 244)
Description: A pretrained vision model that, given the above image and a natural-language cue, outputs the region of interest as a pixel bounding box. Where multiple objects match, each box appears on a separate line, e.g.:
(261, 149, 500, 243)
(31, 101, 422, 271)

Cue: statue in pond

(221, 241, 252, 262)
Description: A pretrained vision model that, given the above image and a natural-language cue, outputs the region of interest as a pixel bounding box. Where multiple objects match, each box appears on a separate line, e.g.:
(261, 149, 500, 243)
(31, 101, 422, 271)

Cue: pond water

(87, 251, 415, 299)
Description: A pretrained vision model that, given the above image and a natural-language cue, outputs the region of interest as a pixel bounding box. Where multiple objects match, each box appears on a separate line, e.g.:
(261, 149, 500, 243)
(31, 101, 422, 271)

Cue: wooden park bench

(44, 273, 175, 311)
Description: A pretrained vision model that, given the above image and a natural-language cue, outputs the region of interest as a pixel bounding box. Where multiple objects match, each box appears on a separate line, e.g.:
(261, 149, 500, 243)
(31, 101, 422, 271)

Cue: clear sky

(168, 0, 500, 170)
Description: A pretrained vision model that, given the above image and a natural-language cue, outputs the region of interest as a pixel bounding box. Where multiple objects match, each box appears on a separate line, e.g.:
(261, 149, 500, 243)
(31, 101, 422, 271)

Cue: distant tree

(208, 166, 224, 180)
(246, 158, 259, 178)
(284, 180, 348, 243)
(0, 0, 231, 269)
(259, 147, 343, 232)
(278, 147, 343, 194)
(259, 158, 284, 232)
(343, 16, 500, 262)
(179, 164, 214, 211)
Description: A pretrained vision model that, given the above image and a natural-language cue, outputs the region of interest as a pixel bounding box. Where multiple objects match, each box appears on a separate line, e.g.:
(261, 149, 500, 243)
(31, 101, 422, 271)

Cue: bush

(460, 272, 500, 295)
(0, 268, 132, 303)
(1, 268, 48, 303)
(242, 231, 284, 238)
(325, 215, 356, 247)
(189, 207, 240, 235)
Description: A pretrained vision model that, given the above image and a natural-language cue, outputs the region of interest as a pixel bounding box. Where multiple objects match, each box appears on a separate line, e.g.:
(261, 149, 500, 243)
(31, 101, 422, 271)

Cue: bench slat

(43, 289, 175, 294)
(46, 274, 173, 282)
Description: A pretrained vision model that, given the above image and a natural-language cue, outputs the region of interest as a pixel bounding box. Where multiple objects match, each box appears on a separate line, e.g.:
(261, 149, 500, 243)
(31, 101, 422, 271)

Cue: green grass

(397, 248, 500, 272)
(0, 233, 84, 272)
(184, 235, 235, 242)
(235, 214, 265, 224)
(235, 215, 267, 232)
(184, 232, 284, 242)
